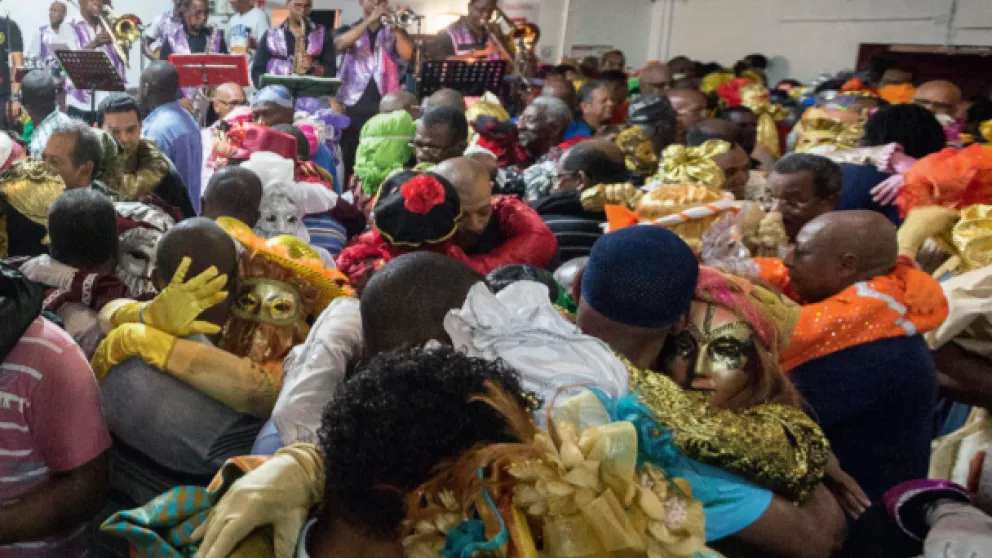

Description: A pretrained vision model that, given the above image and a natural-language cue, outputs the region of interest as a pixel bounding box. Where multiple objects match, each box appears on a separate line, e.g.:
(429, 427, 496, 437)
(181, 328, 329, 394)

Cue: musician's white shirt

(225, 7, 270, 57)
(26, 21, 76, 62)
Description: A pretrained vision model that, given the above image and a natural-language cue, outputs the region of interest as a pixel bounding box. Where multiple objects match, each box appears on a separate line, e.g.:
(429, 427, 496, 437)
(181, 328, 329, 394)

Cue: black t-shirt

(0, 18, 24, 97)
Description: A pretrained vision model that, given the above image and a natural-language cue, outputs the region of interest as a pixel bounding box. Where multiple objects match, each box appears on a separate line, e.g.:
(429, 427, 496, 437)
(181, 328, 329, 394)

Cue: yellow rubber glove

(90, 324, 177, 382)
(110, 256, 229, 337)
(193, 444, 325, 558)
(897, 206, 961, 259)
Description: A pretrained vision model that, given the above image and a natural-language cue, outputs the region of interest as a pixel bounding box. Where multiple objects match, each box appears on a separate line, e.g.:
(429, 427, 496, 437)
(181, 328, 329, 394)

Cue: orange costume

(897, 144, 992, 218)
(757, 256, 949, 371)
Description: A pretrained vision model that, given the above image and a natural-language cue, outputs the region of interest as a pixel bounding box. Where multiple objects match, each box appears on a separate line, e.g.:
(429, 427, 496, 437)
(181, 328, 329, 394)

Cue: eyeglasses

(914, 98, 955, 113)
(218, 98, 248, 108)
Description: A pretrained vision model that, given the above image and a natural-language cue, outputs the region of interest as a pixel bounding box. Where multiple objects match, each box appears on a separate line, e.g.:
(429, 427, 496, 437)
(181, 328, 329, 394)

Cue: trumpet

(381, 7, 419, 28)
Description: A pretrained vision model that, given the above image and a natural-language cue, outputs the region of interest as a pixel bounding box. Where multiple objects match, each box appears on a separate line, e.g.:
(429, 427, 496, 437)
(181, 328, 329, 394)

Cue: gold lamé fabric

(952, 204, 992, 273)
(655, 140, 730, 190)
(103, 139, 172, 201)
(981, 120, 992, 144)
(580, 182, 644, 212)
(793, 117, 864, 153)
(615, 125, 659, 177)
(0, 160, 65, 227)
(625, 357, 829, 502)
(740, 84, 786, 159)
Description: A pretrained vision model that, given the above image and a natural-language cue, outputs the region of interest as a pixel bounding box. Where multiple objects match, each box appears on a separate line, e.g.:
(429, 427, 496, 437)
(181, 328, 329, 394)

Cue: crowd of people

(2, 0, 992, 557)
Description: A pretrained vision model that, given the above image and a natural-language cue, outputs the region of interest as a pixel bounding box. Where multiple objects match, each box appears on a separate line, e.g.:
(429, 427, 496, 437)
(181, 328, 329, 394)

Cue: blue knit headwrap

(581, 227, 699, 328)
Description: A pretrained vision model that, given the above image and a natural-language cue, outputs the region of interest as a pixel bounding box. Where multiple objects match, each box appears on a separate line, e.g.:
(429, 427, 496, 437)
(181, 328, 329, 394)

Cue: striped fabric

(101, 454, 272, 558)
(0, 317, 112, 557)
(303, 215, 348, 257)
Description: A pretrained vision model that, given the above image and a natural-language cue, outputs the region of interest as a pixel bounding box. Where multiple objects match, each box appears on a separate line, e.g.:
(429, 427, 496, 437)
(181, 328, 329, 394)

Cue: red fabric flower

(401, 175, 447, 214)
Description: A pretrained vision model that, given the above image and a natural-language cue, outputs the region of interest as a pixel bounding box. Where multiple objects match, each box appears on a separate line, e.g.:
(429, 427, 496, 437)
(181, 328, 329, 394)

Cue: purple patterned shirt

(338, 24, 400, 106)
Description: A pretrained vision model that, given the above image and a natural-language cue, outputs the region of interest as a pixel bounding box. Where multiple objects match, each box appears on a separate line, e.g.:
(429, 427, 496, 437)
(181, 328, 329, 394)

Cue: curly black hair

(317, 345, 533, 541)
(862, 104, 946, 159)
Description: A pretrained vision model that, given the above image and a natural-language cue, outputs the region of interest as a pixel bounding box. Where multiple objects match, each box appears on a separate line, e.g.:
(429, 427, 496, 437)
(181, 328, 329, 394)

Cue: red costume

(337, 195, 558, 283)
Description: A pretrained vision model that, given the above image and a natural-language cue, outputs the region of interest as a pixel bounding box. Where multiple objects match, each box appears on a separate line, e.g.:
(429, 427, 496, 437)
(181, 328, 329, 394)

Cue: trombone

(488, 8, 541, 82)
(66, 0, 143, 67)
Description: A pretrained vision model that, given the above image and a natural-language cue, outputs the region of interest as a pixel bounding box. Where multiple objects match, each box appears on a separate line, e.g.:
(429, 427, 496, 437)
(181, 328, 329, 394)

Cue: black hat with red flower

(372, 171, 462, 248)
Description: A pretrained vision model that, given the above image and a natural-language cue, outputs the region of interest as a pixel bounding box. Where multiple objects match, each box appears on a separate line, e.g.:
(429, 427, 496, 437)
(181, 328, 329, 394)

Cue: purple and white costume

(263, 22, 326, 77)
(66, 20, 126, 106)
(446, 18, 502, 60)
(337, 25, 400, 107)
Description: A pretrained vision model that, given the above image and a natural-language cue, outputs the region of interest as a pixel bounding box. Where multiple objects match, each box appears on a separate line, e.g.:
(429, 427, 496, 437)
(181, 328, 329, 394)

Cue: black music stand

(259, 74, 342, 105)
(418, 60, 507, 99)
(56, 50, 126, 117)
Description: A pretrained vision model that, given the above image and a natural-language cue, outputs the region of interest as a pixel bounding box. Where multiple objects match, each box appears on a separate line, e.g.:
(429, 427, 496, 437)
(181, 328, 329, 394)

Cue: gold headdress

(655, 140, 730, 190)
(740, 83, 786, 159)
(615, 125, 659, 177)
(217, 217, 354, 315)
(948, 204, 992, 274)
(0, 160, 65, 227)
(466, 92, 510, 145)
(402, 386, 709, 558)
(793, 117, 864, 153)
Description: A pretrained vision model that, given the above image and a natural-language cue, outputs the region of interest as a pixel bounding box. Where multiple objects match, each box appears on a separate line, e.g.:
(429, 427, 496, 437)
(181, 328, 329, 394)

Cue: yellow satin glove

(193, 444, 325, 558)
(897, 206, 961, 259)
(111, 256, 229, 337)
(90, 323, 177, 382)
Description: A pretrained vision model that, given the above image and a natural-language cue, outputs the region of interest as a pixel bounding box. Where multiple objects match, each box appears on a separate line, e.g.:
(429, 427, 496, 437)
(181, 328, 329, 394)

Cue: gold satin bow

(656, 140, 730, 190)
(740, 84, 786, 159)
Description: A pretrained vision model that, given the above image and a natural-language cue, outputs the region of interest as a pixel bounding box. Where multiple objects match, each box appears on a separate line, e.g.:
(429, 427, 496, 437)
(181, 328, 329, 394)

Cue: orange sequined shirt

(757, 257, 949, 371)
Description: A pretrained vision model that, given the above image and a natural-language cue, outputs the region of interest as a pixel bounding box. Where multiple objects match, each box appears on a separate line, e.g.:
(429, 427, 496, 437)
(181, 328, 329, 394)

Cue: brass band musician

(431, 0, 514, 70)
(251, 0, 336, 88)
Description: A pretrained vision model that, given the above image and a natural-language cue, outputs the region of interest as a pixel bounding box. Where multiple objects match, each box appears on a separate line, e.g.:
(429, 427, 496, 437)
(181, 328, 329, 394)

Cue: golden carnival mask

(664, 301, 755, 408)
(231, 277, 304, 327)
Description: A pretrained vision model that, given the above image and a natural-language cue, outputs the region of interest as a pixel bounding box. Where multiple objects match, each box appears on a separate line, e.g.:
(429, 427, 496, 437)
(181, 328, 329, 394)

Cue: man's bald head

(639, 62, 673, 95)
(914, 80, 963, 116)
(212, 82, 247, 119)
(785, 210, 898, 303)
(380, 90, 419, 117)
(435, 158, 494, 250)
(423, 88, 467, 114)
(200, 166, 264, 227)
(435, 157, 491, 201)
(154, 217, 239, 326)
(667, 88, 709, 143)
(360, 252, 485, 357)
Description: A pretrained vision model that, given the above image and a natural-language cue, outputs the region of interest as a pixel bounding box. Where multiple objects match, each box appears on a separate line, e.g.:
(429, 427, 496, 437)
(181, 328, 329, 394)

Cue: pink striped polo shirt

(0, 317, 111, 557)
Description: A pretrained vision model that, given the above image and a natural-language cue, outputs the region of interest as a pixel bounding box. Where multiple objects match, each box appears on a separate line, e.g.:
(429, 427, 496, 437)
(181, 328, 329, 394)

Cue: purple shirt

(142, 101, 203, 213)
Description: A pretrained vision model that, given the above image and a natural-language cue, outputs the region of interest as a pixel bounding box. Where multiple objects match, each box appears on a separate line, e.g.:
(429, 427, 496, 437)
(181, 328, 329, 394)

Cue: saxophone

(292, 17, 311, 75)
